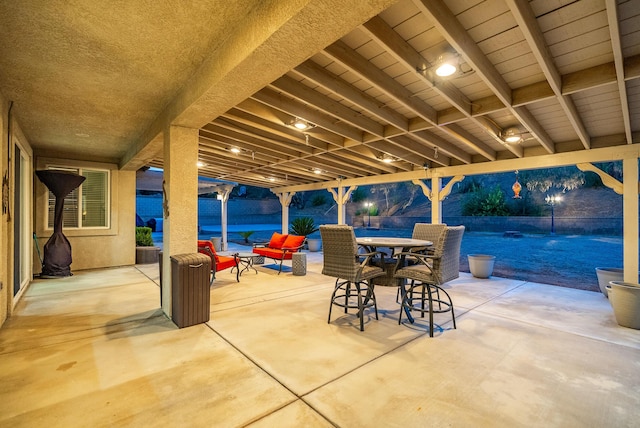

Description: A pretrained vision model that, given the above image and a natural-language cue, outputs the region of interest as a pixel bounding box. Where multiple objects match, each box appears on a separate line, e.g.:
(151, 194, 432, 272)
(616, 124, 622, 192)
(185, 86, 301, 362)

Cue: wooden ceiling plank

(412, 129, 472, 164)
(417, 0, 556, 154)
(442, 123, 497, 160)
(293, 60, 410, 130)
(323, 40, 439, 124)
(233, 99, 346, 147)
(252, 87, 365, 142)
(362, 14, 523, 158)
(223, 108, 330, 151)
(414, 0, 513, 105)
(605, 0, 633, 144)
(387, 134, 450, 167)
(270, 75, 386, 137)
(201, 124, 304, 158)
(362, 15, 472, 115)
(507, 0, 591, 149)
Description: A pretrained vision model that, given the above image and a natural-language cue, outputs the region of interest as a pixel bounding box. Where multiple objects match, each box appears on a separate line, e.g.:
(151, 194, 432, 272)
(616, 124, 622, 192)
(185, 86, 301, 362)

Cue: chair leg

(367, 280, 378, 321)
(356, 282, 364, 331)
(436, 285, 457, 330)
(328, 279, 340, 324)
(427, 285, 434, 337)
(399, 280, 415, 325)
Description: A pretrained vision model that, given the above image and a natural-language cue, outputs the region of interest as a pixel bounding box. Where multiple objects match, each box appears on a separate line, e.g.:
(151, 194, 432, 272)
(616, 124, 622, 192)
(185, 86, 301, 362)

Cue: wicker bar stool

(320, 225, 385, 331)
(394, 226, 465, 337)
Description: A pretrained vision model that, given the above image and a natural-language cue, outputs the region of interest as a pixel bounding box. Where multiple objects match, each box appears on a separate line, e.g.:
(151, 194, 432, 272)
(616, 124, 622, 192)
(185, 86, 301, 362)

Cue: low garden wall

(137, 195, 623, 236)
(351, 215, 622, 235)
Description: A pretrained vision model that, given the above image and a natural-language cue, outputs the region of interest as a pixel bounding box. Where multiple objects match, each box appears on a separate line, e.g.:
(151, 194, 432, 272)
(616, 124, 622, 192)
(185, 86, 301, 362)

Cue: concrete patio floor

(1, 244, 639, 427)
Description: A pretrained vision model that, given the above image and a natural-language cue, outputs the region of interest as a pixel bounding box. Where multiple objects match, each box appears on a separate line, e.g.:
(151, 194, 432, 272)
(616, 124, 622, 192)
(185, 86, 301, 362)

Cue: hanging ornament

(512, 170, 522, 199)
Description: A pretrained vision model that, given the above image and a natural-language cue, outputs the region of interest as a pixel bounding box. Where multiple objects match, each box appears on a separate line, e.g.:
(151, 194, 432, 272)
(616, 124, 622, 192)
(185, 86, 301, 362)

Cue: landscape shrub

(135, 227, 154, 246)
(311, 194, 327, 206)
(462, 186, 509, 216)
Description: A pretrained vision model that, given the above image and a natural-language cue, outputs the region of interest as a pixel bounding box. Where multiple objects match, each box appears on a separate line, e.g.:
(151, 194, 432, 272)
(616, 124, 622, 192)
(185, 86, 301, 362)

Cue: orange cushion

(197, 240, 217, 255)
(214, 256, 237, 272)
(282, 234, 305, 249)
(253, 247, 295, 260)
(268, 232, 288, 249)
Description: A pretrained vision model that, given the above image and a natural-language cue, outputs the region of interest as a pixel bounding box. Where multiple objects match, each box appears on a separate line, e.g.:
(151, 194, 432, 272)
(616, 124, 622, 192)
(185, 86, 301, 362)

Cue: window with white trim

(46, 167, 110, 229)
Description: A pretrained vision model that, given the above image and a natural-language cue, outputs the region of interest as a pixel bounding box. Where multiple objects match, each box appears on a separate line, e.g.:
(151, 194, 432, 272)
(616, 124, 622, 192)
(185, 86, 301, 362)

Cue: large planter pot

(468, 254, 496, 278)
(307, 239, 322, 252)
(595, 267, 624, 298)
(606, 281, 640, 330)
(136, 246, 160, 264)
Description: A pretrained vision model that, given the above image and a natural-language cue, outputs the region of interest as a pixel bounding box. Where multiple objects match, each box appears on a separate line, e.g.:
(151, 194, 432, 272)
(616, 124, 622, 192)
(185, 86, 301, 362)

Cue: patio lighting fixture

(501, 127, 522, 143)
(545, 194, 561, 235)
(197, 161, 206, 168)
(312, 168, 323, 174)
(512, 170, 522, 199)
(229, 147, 242, 154)
(434, 52, 458, 77)
(290, 117, 315, 131)
(377, 153, 396, 163)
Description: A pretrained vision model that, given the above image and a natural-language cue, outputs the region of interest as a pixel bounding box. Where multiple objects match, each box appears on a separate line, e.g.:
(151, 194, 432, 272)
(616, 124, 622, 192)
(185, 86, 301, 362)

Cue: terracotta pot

(606, 281, 640, 330)
(468, 254, 495, 278)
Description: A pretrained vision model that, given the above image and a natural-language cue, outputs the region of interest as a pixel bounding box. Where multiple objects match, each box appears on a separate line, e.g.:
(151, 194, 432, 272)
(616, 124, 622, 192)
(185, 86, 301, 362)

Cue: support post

(162, 126, 199, 317)
(622, 157, 639, 283)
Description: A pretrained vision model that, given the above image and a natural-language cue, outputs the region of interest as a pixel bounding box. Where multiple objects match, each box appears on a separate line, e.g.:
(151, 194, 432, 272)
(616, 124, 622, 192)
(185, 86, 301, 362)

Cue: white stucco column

(161, 125, 199, 316)
(622, 156, 639, 283)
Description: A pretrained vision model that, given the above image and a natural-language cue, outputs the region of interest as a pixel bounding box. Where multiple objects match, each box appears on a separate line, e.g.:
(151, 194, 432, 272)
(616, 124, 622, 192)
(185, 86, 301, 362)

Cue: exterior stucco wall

(0, 95, 8, 326)
(0, 94, 35, 326)
(34, 157, 136, 273)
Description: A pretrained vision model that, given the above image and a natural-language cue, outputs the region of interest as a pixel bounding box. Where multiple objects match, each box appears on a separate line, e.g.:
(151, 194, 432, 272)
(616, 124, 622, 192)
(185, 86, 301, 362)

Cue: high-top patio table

(356, 237, 433, 323)
(356, 237, 432, 254)
(356, 237, 433, 286)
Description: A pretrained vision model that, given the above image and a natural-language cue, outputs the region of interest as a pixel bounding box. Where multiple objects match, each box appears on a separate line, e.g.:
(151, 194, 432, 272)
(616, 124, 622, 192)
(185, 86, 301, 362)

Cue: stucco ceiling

(1, 0, 639, 188)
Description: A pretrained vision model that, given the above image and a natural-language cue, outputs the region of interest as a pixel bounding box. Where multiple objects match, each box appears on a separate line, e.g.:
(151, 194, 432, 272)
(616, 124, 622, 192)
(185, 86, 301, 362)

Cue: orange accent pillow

(282, 234, 305, 249)
(268, 232, 288, 249)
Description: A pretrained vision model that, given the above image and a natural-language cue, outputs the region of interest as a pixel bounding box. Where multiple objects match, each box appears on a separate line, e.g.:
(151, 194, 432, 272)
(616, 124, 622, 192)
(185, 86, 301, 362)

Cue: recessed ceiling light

(434, 52, 458, 77)
(229, 147, 241, 154)
(290, 117, 315, 131)
(501, 127, 522, 143)
(377, 153, 396, 163)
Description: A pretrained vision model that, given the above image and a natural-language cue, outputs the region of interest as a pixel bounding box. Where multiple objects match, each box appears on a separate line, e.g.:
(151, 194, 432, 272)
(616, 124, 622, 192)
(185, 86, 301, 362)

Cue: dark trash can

(170, 253, 211, 328)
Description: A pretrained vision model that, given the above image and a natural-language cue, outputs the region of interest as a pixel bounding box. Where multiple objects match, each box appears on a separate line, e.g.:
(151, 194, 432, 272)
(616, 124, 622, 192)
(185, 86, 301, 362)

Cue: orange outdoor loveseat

(197, 240, 238, 284)
(252, 232, 305, 274)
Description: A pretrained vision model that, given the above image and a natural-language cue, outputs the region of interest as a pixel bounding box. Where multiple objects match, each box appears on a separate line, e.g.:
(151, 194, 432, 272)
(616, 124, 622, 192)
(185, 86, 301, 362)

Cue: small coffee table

(232, 252, 260, 281)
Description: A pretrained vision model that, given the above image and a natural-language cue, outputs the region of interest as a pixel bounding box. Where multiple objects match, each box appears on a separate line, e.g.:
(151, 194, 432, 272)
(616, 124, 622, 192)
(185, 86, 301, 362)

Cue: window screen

(46, 167, 109, 229)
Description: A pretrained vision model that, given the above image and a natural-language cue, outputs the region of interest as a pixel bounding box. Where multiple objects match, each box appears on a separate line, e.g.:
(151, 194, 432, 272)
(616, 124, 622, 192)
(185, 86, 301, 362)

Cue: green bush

(350, 188, 367, 203)
(311, 194, 327, 206)
(290, 217, 318, 236)
(135, 227, 154, 246)
(462, 186, 509, 216)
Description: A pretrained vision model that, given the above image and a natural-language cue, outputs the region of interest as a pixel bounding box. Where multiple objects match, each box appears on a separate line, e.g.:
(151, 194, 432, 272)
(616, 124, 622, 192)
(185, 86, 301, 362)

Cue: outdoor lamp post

(364, 202, 372, 227)
(545, 194, 561, 235)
